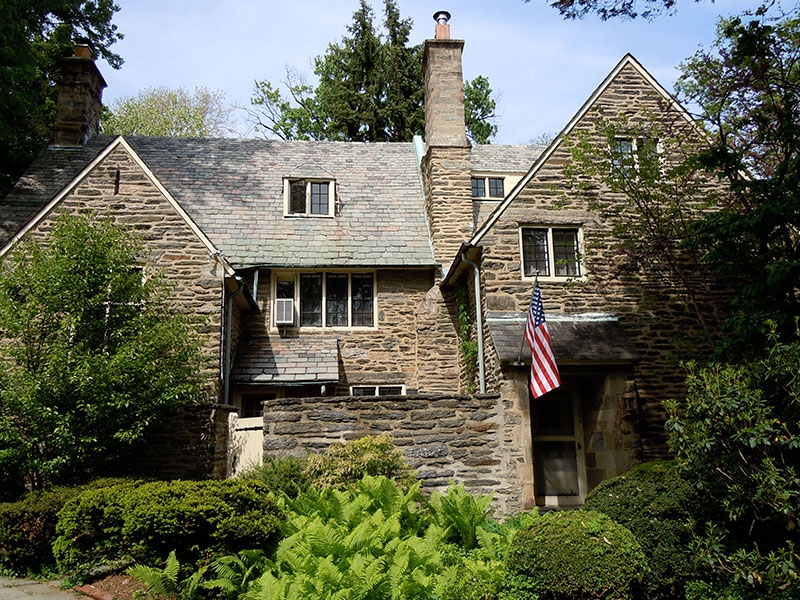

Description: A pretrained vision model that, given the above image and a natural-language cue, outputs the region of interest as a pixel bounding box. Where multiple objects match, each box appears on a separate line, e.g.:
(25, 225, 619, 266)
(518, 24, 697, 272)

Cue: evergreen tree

(249, 0, 497, 144)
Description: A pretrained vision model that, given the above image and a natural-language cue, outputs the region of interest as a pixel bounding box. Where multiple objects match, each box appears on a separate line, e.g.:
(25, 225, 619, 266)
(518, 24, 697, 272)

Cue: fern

(427, 484, 494, 550)
(126, 550, 207, 599)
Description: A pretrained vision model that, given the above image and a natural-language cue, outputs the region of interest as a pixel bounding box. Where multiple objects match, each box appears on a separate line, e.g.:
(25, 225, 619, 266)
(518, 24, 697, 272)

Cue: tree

(249, 0, 498, 144)
(665, 326, 800, 595)
(102, 86, 238, 137)
(675, 4, 800, 356)
(532, 0, 710, 20)
(0, 214, 204, 489)
(0, 0, 122, 196)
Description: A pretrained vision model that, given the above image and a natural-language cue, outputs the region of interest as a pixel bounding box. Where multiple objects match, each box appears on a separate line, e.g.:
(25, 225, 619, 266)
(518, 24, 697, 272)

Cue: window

(521, 227, 581, 278)
(471, 176, 504, 199)
(610, 137, 660, 179)
(285, 179, 333, 216)
(274, 272, 375, 328)
(351, 385, 405, 396)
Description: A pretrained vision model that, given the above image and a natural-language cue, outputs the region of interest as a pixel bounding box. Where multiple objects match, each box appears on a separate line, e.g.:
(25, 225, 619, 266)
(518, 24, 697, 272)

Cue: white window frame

(272, 270, 377, 329)
(610, 136, 663, 179)
(350, 385, 406, 396)
(284, 179, 335, 217)
(471, 175, 505, 199)
(519, 226, 584, 281)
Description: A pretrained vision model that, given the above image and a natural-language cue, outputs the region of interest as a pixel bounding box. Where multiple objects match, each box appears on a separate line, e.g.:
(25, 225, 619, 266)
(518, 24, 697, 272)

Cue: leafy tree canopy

(249, 0, 498, 144)
(0, 214, 204, 489)
(0, 0, 122, 196)
(102, 86, 238, 137)
(532, 0, 709, 20)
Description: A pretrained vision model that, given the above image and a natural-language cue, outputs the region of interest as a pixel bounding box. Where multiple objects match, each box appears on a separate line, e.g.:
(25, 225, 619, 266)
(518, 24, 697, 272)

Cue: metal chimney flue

(433, 10, 451, 39)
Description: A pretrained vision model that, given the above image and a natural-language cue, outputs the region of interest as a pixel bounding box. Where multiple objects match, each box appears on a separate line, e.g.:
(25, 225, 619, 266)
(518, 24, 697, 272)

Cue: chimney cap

(433, 10, 451, 24)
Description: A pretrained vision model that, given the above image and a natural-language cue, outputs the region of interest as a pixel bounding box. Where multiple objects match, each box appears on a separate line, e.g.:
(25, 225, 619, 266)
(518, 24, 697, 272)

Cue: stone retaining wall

(262, 392, 525, 515)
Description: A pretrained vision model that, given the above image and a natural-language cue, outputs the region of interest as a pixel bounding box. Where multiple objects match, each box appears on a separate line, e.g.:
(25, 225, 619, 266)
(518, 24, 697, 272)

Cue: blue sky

(101, 0, 764, 144)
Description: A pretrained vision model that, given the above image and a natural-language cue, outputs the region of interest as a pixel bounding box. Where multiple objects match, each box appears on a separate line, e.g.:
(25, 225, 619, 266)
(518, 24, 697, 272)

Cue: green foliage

(0, 486, 80, 575)
(53, 479, 283, 572)
(508, 509, 649, 599)
(0, 0, 122, 195)
(456, 286, 479, 393)
(674, 5, 800, 356)
(665, 326, 800, 595)
(302, 433, 416, 490)
(0, 213, 204, 489)
(584, 461, 712, 599)
(534, 0, 691, 20)
(426, 483, 494, 550)
(102, 86, 237, 137)
(238, 455, 312, 499)
(249, 0, 497, 144)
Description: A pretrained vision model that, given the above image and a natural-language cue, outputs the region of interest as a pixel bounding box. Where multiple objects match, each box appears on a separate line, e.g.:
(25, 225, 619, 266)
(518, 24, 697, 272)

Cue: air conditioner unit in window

(274, 298, 295, 325)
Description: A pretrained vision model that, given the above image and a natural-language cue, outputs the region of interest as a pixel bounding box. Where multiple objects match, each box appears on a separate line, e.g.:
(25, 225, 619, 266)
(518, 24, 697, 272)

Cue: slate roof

(470, 144, 545, 173)
(232, 336, 340, 384)
(1, 136, 436, 269)
(487, 312, 639, 364)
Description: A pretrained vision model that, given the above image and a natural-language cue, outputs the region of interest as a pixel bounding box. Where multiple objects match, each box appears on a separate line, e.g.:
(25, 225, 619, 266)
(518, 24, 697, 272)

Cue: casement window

(521, 227, 582, 279)
(610, 137, 661, 179)
(471, 176, 505, 199)
(350, 385, 405, 396)
(273, 272, 375, 328)
(285, 179, 334, 216)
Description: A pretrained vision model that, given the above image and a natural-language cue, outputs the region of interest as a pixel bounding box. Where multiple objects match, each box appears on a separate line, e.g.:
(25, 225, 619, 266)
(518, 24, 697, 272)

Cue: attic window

(521, 227, 582, 279)
(471, 176, 504, 199)
(610, 137, 661, 179)
(285, 179, 334, 217)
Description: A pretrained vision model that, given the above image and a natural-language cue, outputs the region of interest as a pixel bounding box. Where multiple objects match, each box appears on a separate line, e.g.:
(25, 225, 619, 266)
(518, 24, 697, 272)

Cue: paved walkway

(0, 578, 81, 600)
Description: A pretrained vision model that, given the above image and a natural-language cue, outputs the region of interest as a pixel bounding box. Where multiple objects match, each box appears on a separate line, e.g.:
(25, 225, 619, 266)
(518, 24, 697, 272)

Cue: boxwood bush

(508, 509, 649, 600)
(583, 461, 709, 599)
(53, 478, 283, 572)
(0, 478, 134, 576)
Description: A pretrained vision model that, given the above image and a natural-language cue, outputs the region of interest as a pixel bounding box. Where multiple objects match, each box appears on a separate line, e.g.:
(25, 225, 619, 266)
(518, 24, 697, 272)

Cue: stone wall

(117, 404, 236, 480)
(27, 144, 225, 399)
(478, 63, 731, 458)
(262, 392, 527, 515)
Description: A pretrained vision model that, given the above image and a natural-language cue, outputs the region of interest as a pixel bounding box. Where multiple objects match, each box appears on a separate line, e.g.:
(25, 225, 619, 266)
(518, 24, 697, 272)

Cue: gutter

(461, 252, 486, 394)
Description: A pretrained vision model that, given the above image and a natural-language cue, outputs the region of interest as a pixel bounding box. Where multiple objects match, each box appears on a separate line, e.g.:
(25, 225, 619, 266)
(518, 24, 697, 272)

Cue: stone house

(0, 14, 725, 513)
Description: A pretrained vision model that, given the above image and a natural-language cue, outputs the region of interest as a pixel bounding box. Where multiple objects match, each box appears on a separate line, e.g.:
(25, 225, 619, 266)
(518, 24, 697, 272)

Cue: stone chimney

(52, 44, 107, 147)
(423, 11, 468, 148)
(420, 11, 473, 276)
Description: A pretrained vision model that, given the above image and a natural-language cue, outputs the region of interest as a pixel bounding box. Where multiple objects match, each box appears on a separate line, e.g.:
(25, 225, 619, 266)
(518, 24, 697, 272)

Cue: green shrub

(508, 509, 649, 600)
(302, 433, 416, 490)
(0, 486, 79, 575)
(54, 479, 283, 572)
(238, 455, 312, 498)
(584, 461, 709, 599)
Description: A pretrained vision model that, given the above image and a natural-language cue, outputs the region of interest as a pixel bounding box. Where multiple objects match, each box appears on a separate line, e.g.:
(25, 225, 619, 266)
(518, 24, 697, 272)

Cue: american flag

(525, 283, 561, 398)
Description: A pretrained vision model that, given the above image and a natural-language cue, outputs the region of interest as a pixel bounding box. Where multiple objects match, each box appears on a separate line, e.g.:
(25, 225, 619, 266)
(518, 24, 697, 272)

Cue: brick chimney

(52, 44, 107, 147)
(421, 11, 473, 275)
(423, 11, 468, 148)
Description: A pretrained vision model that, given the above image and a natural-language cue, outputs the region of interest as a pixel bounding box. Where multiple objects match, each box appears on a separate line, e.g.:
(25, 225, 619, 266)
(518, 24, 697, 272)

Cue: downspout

(223, 276, 245, 406)
(461, 253, 486, 394)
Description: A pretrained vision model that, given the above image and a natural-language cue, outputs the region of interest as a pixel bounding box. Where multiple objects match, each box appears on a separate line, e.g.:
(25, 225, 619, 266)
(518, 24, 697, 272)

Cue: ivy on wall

(457, 285, 479, 393)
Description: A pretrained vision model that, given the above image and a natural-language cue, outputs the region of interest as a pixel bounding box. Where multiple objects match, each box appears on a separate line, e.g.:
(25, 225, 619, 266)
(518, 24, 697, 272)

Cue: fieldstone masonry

(262, 392, 527, 515)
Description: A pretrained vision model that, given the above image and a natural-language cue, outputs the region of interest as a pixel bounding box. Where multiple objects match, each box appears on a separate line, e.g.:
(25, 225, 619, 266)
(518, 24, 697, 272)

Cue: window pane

(471, 177, 485, 198)
(277, 280, 294, 299)
(300, 274, 322, 326)
(552, 229, 580, 276)
(290, 181, 306, 213)
(488, 178, 504, 198)
(352, 386, 377, 396)
(611, 138, 634, 175)
(310, 182, 329, 214)
(326, 274, 348, 327)
(378, 386, 403, 396)
(532, 388, 575, 435)
(351, 274, 374, 327)
(522, 229, 550, 277)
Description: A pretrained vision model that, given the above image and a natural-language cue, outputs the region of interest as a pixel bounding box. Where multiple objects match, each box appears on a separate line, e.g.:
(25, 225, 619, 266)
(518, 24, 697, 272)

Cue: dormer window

(285, 179, 334, 217)
(471, 176, 504, 199)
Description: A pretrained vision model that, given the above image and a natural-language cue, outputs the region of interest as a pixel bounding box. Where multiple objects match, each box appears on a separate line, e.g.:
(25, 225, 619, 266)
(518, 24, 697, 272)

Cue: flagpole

(517, 271, 538, 365)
